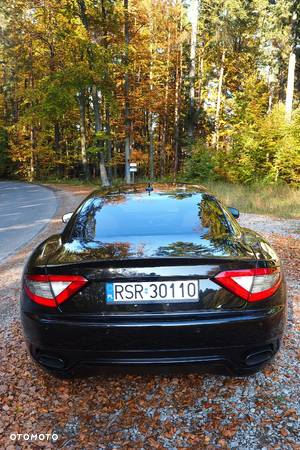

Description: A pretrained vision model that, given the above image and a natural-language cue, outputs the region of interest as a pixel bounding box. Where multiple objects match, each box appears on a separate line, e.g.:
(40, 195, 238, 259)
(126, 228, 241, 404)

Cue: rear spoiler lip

(43, 258, 277, 282)
(45, 256, 259, 270)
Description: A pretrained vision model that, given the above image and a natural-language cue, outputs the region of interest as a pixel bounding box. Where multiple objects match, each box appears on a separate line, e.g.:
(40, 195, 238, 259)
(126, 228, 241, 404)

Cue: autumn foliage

(0, 0, 299, 185)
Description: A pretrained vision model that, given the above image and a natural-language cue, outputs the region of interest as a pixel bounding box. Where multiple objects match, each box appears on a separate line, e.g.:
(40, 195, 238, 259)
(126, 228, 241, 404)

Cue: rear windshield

(71, 192, 232, 242)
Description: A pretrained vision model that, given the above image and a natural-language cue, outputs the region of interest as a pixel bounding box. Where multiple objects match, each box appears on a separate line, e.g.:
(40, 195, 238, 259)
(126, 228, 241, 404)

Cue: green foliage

(184, 142, 217, 182)
(184, 103, 300, 187)
(34, 79, 76, 123)
(224, 104, 300, 185)
(0, 127, 12, 177)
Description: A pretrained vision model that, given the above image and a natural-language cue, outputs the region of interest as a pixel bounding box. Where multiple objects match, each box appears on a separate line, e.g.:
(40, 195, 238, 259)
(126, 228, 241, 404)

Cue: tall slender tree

(187, 0, 199, 141)
(124, 0, 131, 183)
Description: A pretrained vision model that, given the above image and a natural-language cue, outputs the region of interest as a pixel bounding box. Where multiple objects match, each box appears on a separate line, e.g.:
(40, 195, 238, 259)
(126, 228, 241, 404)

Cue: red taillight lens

(214, 267, 281, 302)
(24, 275, 88, 307)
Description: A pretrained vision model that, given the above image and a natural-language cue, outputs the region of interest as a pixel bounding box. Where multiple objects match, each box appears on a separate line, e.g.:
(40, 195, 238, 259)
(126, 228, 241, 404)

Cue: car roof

(90, 182, 211, 199)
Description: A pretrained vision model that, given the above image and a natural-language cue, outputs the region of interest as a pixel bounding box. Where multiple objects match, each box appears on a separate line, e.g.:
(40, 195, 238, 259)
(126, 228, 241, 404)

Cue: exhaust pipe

(37, 354, 66, 370)
(245, 349, 274, 367)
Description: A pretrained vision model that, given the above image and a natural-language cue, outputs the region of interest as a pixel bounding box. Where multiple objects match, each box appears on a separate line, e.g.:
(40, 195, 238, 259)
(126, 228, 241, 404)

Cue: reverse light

(24, 274, 88, 307)
(215, 267, 281, 302)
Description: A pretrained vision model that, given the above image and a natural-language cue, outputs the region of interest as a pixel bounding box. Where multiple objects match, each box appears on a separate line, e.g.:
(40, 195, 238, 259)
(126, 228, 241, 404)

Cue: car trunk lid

(45, 235, 257, 313)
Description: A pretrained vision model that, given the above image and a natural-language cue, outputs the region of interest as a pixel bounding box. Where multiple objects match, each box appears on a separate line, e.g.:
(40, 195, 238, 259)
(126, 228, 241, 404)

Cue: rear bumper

(21, 307, 286, 375)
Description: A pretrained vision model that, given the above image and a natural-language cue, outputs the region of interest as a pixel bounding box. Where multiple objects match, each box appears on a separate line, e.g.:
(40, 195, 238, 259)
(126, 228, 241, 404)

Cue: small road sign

(129, 162, 137, 183)
(129, 162, 137, 172)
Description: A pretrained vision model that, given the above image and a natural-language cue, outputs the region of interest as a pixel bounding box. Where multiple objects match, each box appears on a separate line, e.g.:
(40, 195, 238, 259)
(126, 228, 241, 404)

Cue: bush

(183, 142, 218, 182)
(223, 104, 300, 186)
(0, 127, 11, 178)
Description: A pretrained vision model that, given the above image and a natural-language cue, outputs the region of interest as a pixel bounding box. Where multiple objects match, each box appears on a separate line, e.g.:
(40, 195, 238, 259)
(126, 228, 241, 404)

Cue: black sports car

(21, 183, 286, 377)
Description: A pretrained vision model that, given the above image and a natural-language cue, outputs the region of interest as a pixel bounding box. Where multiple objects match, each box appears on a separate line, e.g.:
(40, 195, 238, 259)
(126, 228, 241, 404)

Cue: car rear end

(20, 186, 286, 377)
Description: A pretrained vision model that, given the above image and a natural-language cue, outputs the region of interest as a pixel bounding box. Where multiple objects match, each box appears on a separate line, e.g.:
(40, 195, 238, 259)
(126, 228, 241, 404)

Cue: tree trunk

(161, 26, 171, 177)
(101, 0, 113, 182)
(148, 11, 155, 179)
(78, 0, 110, 184)
(196, 42, 204, 108)
(91, 85, 109, 186)
(29, 126, 36, 182)
(54, 122, 63, 176)
(174, 7, 183, 176)
(54, 122, 60, 154)
(2, 63, 9, 123)
(149, 113, 154, 179)
(285, 51, 296, 121)
(124, 0, 131, 183)
(78, 90, 89, 179)
(267, 68, 274, 114)
(28, 41, 36, 181)
(187, 0, 199, 141)
(105, 104, 112, 180)
(99, 152, 108, 185)
(92, 85, 102, 132)
(48, 40, 64, 178)
(212, 48, 226, 150)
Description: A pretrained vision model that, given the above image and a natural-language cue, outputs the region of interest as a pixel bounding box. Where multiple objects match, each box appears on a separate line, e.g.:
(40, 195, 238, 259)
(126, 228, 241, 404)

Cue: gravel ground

(0, 185, 299, 450)
(239, 213, 300, 240)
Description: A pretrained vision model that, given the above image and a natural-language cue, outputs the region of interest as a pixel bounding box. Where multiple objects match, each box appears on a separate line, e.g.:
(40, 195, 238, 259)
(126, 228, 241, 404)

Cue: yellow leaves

(130, 149, 148, 165)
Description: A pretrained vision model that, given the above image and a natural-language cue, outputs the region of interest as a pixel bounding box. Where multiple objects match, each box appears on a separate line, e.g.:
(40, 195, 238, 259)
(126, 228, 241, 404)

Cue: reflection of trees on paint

(72, 198, 103, 242)
(54, 240, 133, 263)
(199, 196, 230, 239)
(157, 192, 194, 200)
(156, 241, 212, 257)
(72, 195, 128, 242)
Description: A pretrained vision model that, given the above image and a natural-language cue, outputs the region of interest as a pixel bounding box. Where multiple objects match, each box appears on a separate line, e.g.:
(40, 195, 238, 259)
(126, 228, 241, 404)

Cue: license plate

(106, 280, 199, 303)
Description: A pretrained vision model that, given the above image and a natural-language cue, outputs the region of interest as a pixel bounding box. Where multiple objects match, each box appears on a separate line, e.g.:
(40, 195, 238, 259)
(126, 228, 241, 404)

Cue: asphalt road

(0, 181, 57, 262)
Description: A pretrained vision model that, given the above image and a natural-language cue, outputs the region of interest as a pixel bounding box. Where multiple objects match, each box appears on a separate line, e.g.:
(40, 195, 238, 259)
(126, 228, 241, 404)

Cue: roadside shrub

(184, 142, 218, 182)
(0, 127, 12, 178)
(224, 104, 300, 186)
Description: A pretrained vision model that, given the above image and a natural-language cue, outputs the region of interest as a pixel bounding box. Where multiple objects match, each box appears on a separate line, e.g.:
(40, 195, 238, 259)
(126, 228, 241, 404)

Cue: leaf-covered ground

(0, 185, 299, 449)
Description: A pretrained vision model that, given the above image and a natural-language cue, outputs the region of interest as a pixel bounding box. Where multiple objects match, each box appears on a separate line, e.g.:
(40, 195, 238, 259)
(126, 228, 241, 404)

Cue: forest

(0, 0, 299, 186)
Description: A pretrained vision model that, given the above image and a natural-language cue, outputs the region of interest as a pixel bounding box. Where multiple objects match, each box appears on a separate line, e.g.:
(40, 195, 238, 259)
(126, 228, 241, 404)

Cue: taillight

(24, 275, 88, 307)
(214, 267, 281, 302)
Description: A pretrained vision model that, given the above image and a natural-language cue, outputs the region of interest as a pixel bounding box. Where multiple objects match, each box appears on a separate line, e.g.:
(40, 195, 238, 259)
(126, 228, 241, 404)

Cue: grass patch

(204, 181, 300, 219)
(38, 177, 100, 187)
